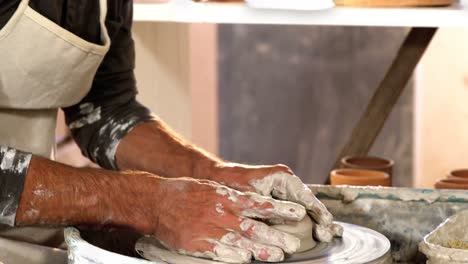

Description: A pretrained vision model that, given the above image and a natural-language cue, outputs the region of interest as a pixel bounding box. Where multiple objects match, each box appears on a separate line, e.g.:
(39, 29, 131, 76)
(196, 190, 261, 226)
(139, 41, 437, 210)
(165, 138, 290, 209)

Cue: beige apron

(0, 0, 110, 262)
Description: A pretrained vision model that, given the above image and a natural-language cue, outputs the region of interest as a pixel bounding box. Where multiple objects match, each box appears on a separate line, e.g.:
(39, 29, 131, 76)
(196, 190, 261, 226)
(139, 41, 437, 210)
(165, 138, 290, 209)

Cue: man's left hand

(206, 163, 343, 242)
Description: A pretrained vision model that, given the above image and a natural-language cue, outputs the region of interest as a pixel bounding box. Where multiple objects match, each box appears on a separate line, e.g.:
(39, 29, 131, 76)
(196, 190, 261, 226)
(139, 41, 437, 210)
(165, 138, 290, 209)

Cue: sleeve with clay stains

(0, 146, 32, 226)
(62, 0, 155, 170)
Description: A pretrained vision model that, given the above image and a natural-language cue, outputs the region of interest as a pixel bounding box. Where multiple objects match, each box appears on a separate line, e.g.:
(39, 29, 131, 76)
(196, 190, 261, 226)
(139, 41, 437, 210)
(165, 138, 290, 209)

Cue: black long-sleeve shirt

(0, 0, 154, 226)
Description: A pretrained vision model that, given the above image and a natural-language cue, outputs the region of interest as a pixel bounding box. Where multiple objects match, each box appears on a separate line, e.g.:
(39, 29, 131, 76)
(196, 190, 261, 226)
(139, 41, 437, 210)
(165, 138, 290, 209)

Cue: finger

(313, 224, 334, 243)
(220, 232, 284, 262)
(241, 192, 306, 221)
(313, 223, 343, 242)
(190, 239, 252, 264)
(330, 223, 344, 237)
(250, 172, 333, 226)
(216, 185, 306, 222)
(198, 218, 284, 262)
(223, 217, 301, 254)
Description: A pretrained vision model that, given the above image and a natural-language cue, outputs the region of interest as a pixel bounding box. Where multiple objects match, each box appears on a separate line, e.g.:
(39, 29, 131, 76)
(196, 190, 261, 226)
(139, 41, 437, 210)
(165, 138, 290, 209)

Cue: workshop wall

(416, 28, 468, 188)
(133, 23, 192, 140)
(218, 26, 414, 187)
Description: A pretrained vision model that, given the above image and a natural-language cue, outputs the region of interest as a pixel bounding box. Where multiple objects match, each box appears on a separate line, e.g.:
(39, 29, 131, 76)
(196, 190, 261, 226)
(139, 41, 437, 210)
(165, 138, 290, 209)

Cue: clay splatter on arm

(63, 0, 155, 170)
(0, 146, 32, 226)
(65, 100, 155, 170)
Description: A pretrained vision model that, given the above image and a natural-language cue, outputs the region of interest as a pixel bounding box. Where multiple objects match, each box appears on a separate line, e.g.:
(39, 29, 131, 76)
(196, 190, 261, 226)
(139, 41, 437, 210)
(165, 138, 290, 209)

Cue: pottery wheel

(136, 222, 391, 264)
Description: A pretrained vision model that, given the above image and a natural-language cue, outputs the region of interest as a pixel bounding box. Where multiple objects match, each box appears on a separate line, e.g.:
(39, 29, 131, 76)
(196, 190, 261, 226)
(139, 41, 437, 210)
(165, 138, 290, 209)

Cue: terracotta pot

(435, 179, 468, 190)
(340, 156, 394, 185)
(448, 169, 468, 181)
(330, 169, 391, 187)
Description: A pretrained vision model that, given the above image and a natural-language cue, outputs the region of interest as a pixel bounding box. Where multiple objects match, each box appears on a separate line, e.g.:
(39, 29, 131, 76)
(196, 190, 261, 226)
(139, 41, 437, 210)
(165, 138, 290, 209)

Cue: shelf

(133, 0, 468, 27)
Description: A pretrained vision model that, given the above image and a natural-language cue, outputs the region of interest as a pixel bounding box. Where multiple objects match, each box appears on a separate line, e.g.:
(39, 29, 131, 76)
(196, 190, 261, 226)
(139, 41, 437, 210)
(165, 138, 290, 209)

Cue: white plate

(246, 0, 335, 10)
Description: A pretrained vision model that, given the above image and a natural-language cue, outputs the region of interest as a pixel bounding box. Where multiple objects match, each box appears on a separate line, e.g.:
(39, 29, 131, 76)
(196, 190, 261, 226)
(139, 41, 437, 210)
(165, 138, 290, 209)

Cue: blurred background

(55, 21, 468, 189)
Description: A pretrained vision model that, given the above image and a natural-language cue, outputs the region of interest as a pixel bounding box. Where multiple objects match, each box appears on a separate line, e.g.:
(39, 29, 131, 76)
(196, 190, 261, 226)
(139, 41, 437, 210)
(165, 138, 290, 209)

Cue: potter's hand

(139, 177, 306, 263)
(209, 163, 343, 242)
(113, 121, 340, 242)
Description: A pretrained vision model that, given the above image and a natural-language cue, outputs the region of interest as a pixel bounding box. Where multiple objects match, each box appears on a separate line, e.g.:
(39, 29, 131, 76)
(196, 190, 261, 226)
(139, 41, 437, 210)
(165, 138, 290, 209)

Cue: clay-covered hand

(207, 163, 343, 242)
(134, 176, 307, 263)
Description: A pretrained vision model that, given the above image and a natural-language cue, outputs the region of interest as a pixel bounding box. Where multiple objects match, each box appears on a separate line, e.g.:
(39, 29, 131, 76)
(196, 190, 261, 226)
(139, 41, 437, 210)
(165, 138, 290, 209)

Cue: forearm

(116, 120, 221, 179)
(15, 156, 162, 233)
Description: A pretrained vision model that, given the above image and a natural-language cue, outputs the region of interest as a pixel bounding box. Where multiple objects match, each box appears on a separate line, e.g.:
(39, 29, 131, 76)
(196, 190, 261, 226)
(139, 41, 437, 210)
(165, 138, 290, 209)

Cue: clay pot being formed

(330, 169, 391, 187)
(341, 156, 394, 185)
(435, 179, 468, 190)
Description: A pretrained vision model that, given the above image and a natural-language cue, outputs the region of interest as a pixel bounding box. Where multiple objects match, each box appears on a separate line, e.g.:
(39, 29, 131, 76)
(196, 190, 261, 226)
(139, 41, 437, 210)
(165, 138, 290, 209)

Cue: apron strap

(98, 0, 111, 48)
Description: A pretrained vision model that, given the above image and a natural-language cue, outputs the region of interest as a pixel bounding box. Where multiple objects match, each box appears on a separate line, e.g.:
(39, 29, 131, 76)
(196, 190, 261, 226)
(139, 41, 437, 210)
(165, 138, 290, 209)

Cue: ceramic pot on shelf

(330, 169, 391, 187)
(448, 169, 468, 181)
(340, 156, 394, 185)
(434, 169, 468, 190)
(435, 178, 468, 190)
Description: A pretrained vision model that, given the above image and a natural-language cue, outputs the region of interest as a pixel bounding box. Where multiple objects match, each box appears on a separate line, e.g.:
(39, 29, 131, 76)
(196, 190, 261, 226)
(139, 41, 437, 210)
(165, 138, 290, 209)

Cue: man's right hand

(16, 156, 307, 263)
(127, 177, 307, 263)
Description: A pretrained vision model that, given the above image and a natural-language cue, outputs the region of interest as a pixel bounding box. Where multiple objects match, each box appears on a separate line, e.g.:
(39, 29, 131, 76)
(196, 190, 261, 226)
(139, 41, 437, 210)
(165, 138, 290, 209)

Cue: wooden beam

(327, 27, 437, 184)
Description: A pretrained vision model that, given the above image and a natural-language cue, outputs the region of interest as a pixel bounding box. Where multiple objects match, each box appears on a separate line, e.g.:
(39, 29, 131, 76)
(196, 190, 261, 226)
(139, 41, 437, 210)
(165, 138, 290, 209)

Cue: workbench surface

(133, 0, 468, 27)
